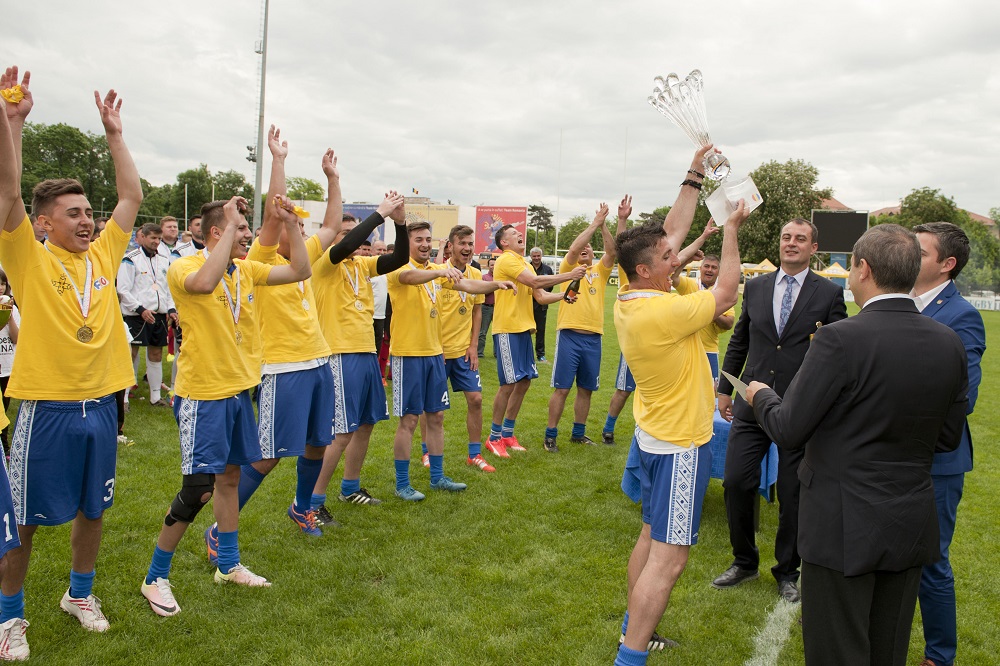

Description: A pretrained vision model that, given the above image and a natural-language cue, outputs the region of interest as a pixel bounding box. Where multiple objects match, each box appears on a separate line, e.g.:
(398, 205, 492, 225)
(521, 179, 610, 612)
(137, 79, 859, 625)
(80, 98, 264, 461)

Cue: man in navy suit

(715, 218, 847, 602)
(911, 222, 986, 666)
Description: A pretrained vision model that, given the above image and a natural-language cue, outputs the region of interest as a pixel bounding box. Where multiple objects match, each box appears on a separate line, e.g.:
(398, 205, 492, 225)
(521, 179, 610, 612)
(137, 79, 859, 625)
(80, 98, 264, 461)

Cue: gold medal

(77, 325, 94, 343)
(302, 299, 310, 311)
(235, 329, 243, 345)
(459, 305, 468, 315)
(589, 287, 597, 295)
(354, 299, 364, 311)
(430, 308, 438, 318)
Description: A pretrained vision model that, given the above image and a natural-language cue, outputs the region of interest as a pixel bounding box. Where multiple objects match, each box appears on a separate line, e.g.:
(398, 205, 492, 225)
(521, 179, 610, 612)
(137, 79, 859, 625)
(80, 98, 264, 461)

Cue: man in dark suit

(745, 224, 968, 665)
(530, 247, 554, 361)
(714, 218, 847, 601)
(911, 222, 986, 666)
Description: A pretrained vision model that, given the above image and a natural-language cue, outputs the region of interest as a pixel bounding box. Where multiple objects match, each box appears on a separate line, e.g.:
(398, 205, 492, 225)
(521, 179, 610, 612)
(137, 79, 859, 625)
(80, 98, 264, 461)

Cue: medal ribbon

(344, 261, 361, 299)
(617, 290, 664, 302)
(585, 270, 595, 286)
(409, 260, 437, 305)
(46, 246, 93, 320)
(447, 260, 468, 303)
(203, 249, 241, 326)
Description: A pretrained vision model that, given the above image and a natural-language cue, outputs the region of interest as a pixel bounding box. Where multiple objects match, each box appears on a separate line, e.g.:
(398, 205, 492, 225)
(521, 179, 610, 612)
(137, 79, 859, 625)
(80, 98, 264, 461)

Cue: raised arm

(663, 145, 715, 253)
(267, 194, 312, 284)
(602, 195, 630, 267)
(671, 218, 719, 280)
(313, 148, 342, 250)
(94, 89, 142, 233)
(710, 201, 748, 318)
(1, 66, 31, 230)
(328, 191, 404, 264)
(565, 203, 608, 265)
(183, 197, 245, 294)
(258, 124, 288, 248)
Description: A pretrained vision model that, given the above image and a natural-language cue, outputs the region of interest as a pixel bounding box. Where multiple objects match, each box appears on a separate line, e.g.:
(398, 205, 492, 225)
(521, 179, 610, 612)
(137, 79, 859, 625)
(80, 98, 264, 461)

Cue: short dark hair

(386, 243, 395, 252)
(200, 201, 229, 234)
(616, 222, 667, 282)
(494, 224, 515, 250)
(449, 224, 474, 243)
(32, 178, 86, 217)
(852, 224, 920, 293)
(138, 222, 162, 236)
(360, 240, 371, 247)
(342, 213, 356, 223)
(407, 220, 431, 235)
(784, 217, 819, 245)
(913, 222, 970, 280)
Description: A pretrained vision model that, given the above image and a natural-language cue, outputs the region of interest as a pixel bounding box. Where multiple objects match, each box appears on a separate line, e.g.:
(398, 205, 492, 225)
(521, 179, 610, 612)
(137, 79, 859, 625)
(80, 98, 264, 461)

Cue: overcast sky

(3, 1, 998, 224)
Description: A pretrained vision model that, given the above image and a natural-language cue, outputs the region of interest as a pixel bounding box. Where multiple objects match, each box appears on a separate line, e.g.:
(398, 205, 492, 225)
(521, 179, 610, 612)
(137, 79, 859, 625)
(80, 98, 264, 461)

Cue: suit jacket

(921, 281, 986, 476)
(532, 261, 554, 310)
(752, 298, 969, 576)
(718, 269, 847, 422)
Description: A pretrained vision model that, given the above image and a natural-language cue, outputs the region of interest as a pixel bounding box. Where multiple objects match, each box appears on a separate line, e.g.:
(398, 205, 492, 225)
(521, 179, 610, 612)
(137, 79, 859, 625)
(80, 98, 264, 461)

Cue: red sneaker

(466, 455, 496, 472)
(484, 438, 509, 458)
(504, 436, 527, 452)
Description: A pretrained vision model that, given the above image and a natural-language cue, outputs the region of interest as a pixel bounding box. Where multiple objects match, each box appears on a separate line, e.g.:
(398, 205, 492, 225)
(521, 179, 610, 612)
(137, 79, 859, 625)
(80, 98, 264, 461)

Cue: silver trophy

(647, 70, 731, 181)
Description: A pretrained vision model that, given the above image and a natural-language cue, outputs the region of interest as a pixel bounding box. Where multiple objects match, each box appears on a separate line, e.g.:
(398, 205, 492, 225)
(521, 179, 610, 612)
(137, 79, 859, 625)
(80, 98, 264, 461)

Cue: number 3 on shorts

(103, 478, 116, 503)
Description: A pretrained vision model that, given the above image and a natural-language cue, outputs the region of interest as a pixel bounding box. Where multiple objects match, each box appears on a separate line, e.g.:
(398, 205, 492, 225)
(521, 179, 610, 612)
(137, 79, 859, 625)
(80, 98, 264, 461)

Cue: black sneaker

(313, 504, 341, 528)
(602, 431, 615, 445)
(543, 437, 559, 453)
(339, 488, 383, 506)
(570, 435, 597, 446)
(618, 631, 679, 651)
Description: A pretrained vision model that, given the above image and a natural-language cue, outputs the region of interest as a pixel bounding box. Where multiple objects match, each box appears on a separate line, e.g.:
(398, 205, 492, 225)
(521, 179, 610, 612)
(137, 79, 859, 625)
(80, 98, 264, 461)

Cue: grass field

(6, 293, 998, 665)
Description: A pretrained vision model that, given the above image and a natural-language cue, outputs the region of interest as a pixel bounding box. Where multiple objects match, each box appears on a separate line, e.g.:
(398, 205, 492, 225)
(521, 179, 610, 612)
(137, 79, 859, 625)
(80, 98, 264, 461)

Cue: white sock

(147, 360, 163, 403)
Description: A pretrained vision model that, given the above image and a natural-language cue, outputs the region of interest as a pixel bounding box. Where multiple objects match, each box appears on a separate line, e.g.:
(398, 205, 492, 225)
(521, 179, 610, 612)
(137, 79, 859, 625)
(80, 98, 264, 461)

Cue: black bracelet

(687, 169, 705, 179)
(681, 179, 703, 190)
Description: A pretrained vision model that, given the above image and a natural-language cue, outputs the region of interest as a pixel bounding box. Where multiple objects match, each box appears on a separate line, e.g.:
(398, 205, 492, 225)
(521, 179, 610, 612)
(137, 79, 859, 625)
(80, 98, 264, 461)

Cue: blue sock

(394, 459, 410, 491)
(311, 493, 327, 511)
(341, 477, 360, 497)
(69, 569, 95, 599)
(572, 422, 586, 439)
(604, 414, 618, 433)
(421, 441, 428, 455)
(237, 464, 267, 510)
(502, 418, 516, 438)
(295, 457, 322, 512)
(145, 545, 175, 585)
(615, 645, 649, 666)
(0, 589, 24, 623)
(489, 422, 502, 441)
(468, 442, 482, 458)
(545, 426, 558, 440)
(217, 530, 240, 574)
(621, 610, 629, 635)
(429, 454, 444, 484)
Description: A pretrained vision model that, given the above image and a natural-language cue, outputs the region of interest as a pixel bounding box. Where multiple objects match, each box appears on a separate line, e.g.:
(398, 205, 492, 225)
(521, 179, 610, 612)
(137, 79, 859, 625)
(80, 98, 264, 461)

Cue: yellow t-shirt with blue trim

(555, 258, 612, 334)
(674, 276, 734, 353)
(312, 253, 381, 355)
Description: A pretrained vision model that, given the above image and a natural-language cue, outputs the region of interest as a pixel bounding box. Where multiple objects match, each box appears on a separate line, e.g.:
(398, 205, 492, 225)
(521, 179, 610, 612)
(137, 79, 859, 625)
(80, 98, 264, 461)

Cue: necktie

(778, 275, 795, 335)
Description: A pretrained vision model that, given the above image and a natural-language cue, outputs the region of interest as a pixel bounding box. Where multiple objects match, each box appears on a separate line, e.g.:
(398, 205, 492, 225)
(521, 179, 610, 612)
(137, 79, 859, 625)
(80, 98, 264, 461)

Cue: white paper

(720, 370, 749, 402)
(706, 176, 764, 226)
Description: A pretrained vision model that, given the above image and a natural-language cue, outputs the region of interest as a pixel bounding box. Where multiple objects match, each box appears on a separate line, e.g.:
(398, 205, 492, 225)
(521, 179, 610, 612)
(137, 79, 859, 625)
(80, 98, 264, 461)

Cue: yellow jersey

(312, 253, 381, 354)
(169, 251, 273, 400)
(555, 258, 612, 334)
(247, 236, 330, 365)
(386, 261, 452, 357)
(439, 261, 485, 359)
(492, 250, 535, 334)
(614, 288, 716, 445)
(0, 217, 133, 400)
(0, 386, 8, 430)
(674, 276, 734, 353)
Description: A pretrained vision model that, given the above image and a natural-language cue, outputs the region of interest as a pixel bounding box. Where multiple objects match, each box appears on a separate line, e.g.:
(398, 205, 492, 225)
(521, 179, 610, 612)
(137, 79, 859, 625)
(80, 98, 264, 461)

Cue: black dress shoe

(778, 580, 800, 603)
(711, 565, 759, 589)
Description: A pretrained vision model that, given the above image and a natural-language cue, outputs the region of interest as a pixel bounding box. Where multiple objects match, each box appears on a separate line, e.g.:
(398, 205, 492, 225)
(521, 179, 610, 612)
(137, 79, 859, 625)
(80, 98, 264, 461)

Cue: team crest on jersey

(247, 293, 254, 303)
(93, 276, 110, 290)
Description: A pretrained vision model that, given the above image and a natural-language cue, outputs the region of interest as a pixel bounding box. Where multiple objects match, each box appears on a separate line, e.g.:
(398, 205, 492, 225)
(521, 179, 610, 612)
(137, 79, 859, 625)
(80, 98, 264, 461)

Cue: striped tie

(778, 275, 795, 335)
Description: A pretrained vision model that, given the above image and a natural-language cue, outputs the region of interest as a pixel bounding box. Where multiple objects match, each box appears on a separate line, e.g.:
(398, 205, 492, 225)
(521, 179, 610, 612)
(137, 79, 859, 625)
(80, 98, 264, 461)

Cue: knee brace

(164, 473, 216, 526)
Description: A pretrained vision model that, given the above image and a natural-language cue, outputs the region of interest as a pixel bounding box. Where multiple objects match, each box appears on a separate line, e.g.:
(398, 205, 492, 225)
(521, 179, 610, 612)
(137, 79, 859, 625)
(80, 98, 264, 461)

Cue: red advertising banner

(474, 207, 527, 254)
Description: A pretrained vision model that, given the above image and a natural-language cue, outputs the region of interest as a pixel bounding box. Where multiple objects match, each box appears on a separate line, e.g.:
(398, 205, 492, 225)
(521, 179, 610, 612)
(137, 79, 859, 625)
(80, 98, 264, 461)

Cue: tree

(286, 176, 325, 202)
(20, 122, 117, 214)
(527, 204, 555, 248)
(555, 213, 606, 254)
(170, 164, 213, 222)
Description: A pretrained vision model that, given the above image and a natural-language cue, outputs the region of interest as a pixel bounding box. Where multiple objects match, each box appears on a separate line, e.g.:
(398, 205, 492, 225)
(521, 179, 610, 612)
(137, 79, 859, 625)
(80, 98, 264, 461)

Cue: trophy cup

(647, 70, 731, 181)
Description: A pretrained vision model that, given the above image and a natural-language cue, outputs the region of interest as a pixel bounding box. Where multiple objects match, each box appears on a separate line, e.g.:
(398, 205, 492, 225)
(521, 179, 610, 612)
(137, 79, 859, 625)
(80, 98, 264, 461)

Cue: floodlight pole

(251, 0, 270, 231)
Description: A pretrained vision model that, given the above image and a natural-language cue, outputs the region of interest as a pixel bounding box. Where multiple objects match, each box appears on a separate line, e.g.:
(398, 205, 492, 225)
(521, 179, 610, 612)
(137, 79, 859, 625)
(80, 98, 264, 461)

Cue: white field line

(743, 599, 800, 666)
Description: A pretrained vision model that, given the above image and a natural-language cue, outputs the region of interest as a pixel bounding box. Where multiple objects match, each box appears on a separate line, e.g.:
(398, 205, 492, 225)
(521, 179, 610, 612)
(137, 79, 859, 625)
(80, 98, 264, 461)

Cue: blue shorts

(391, 355, 450, 417)
(551, 329, 601, 391)
(494, 332, 538, 386)
(445, 356, 482, 393)
(615, 354, 635, 392)
(258, 362, 335, 458)
(706, 352, 719, 383)
(9, 395, 118, 526)
(639, 442, 712, 545)
(330, 353, 389, 434)
(0, 457, 18, 557)
(174, 390, 261, 475)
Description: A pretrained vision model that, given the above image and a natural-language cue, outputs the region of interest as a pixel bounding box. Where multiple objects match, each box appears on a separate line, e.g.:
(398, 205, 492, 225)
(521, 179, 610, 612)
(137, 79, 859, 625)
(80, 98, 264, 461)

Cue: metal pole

(251, 0, 270, 231)
(554, 127, 563, 255)
(184, 183, 188, 230)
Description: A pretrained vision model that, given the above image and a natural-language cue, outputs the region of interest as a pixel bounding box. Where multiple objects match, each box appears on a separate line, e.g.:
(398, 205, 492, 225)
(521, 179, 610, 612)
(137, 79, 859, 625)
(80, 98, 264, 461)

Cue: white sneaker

(141, 577, 180, 617)
(59, 589, 109, 632)
(0, 618, 29, 661)
(214, 564, 271, 588)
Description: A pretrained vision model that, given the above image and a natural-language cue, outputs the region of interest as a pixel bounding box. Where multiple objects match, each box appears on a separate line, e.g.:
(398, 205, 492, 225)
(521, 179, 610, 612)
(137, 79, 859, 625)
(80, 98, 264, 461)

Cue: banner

(343, 204, 382, 242)
(474, 206, 527, 254)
